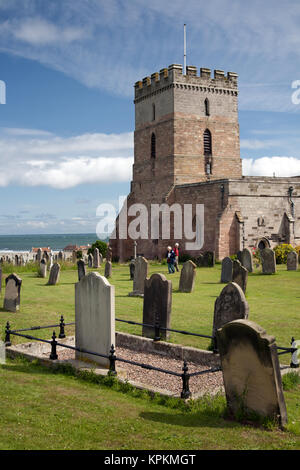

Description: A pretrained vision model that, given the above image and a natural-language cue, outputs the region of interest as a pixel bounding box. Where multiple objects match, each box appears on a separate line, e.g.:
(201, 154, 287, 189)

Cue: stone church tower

(109, 64, 300, 261)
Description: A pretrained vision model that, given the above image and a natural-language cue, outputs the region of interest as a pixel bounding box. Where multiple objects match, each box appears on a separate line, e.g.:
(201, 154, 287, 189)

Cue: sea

(0, 233, 105, 253)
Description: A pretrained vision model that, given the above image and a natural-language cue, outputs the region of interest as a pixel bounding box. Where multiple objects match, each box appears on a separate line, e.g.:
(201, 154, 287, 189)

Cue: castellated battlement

(134, 64, 238, 102)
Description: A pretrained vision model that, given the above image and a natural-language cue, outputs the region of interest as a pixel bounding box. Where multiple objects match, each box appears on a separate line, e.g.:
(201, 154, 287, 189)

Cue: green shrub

(274, 244, 295, 264)
(88, 240, 108, 258)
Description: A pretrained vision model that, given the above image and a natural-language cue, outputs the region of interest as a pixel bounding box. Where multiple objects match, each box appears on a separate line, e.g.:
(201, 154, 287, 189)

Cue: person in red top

(173, 242, 179, 272)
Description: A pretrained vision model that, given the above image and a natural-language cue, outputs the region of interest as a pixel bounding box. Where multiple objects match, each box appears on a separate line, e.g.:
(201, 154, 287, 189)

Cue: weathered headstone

(36, 248, 42, 262)
(129, 256, 148, 297)
(221, 257, 233, 283)
(58, 251, 63, 261)
(3, 273, 22, 312)
(287, 251, 298, 271)
(212, 282, 249, 339)
(72, 250, 77, 264)
(142, 273, 172, 340)
(93, 248, 101, 268)
(179, 260, 197, 293)
(104, 261, 112, 279)
(106, 246, 112, 262)
(232, 259, 248, 293)
(241, 247, 253, 273)
(195, 254, 204, 267)
(216, 319, 288, 427)
(236, 250, 243, 264)
(261, 248, 276, 274)
(88, 253, 93, 268)
(77, 259, 86, 281)
(47, 262, 61, 285)
(39, 259, 47, 278)
(75, 272, 115, 368)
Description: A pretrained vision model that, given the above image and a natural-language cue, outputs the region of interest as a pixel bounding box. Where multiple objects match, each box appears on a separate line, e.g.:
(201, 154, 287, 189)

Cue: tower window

(152, 103, 156, 121)
(151, 133, 156, 158)
(204, 98, 210, 116)
(203, 129, 212, 156)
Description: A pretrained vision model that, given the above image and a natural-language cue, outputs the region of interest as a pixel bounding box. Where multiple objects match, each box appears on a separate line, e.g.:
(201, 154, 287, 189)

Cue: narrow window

(204, 98, 210, 116)
(151, 133, 156, 158)
(152, 103, 156, 121)
(203, 129, 212, 156)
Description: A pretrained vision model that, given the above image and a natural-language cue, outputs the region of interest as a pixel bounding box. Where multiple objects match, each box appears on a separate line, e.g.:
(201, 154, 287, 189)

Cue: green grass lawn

(0, 261, 300, 450)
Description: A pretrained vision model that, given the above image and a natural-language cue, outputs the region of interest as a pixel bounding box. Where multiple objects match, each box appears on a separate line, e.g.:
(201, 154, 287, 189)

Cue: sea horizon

(0, 233, 109, 252)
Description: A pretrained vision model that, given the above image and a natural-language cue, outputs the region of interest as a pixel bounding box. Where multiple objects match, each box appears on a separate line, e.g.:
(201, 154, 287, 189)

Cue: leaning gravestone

(287, 251, 298, 271)
(129, 256, 148, 297)
(212, 282, 249, 339)
(261, 248, 276, 274)
(39, 259, 47, 278)
(142, 273, 172, 340)
(221, 257, 233, 283)
(75, 272, 115, 368)
(105, 261, 112, 279)
(77, 259, 86, 281)
(179, 260, 197, 293)
(47, 263, 61, 285)
(241, 248, 253, 273)
(3, 273, 22, 312)
(232, 259, 248, 293)
(93, 248, 101, 268)
(216, 319, 288, 427)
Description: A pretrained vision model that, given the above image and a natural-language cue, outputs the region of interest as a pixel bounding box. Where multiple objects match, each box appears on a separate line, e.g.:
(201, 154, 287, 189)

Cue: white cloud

(243, 156, 300, 177)
(0, 129, 134, 188)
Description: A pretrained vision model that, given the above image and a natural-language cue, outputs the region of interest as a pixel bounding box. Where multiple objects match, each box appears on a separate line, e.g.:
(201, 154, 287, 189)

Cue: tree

(88, 240, 108, 258)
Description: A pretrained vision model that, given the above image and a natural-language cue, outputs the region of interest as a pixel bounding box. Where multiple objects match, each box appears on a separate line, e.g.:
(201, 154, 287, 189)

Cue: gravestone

(221, 257, 233, 283)
(241, 248, 253, 273)
(142, 273, 172, 340)
(202, 251, 215, 267)
(58, 251, 63, 261)
(261, 248, 276, 274)
(237, 250, 243, 264)
(129, 256, 148, 297)
(179, 260, 197, 293)
(75, 272, 115, 368)
(232, 259, 248, 293)
(105, 261, 112, 279)
(212, 282, 249, 339)
(3, 273, 22, 312)
(77, 259, 86, 281)
(47, 263, 61, 285)
(195, 254, 204, 267)
(93, 248, 101, 268)
(216, 319, 288, 427)
(88, 253, 93, 268)
(39, 259, 47, 278)
(129, 259, 135, 280)
(72, 250, 77, 264)
(43, 251, 49, 263)
(0, 340, 5, 364)
(106, 246, 112, 262)
(287, 251, 298, 271)
(36, 248, 42, 262)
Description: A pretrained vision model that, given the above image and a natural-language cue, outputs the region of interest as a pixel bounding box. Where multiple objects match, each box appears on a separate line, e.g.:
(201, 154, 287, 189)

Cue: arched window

(203, 129, 212, 156)
(151, 133, 156, 158)
(204, 98, 210, 116)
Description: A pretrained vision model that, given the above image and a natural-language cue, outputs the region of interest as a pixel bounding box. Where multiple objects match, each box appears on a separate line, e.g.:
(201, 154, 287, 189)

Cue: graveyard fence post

(50, 331, 58, 360)
(5, 321, 11, 346)
(59, 315, 65, 339)
(108, 344, 117, 376)
(181, 360, 191, 399)
(290, 337, 299, 368)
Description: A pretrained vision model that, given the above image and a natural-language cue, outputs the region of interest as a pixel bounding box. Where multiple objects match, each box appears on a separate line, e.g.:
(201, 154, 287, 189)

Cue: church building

(109, 64, 300, 261)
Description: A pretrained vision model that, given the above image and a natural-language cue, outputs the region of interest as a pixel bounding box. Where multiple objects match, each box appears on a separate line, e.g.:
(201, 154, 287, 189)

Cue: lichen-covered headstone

(221, 257, 233, 283)
(75, 272, 115, 368)
(216, 319, 288, 427)
(3, 273, 22, 312)
(232, 259, 248, 293)
(241, 248, 253, 273)
(179, 260, 197, 293)
(261, 248, 276, 274)
(212, 282, 249, 338)
(142, 273, 172, 340)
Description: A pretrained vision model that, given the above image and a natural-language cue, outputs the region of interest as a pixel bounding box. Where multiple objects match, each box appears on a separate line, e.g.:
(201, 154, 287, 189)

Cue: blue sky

(0, 0, 299, 235)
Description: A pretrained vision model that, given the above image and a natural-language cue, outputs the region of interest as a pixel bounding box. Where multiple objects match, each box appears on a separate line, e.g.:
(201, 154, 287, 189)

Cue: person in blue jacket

(166, 246, 175, 274)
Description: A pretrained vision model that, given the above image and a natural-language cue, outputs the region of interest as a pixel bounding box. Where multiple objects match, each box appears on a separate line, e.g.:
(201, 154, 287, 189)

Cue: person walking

(166, 246, 175, 274)
(173, 242, 179, 272)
